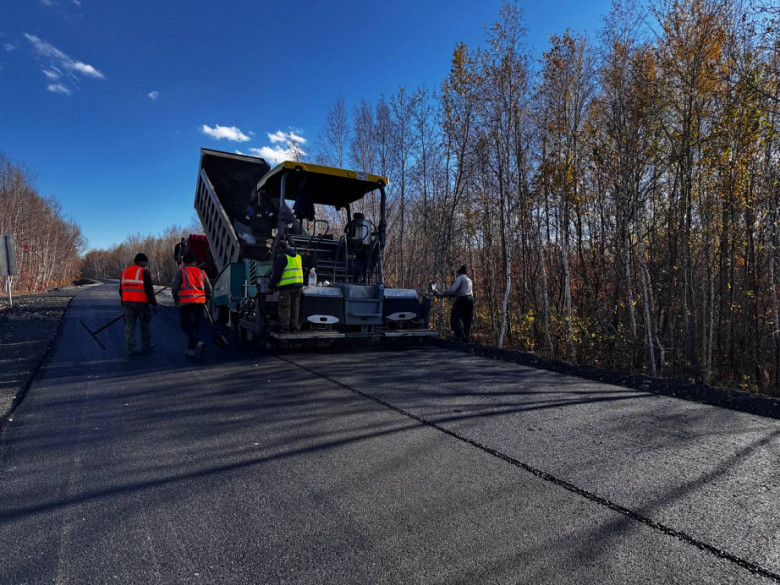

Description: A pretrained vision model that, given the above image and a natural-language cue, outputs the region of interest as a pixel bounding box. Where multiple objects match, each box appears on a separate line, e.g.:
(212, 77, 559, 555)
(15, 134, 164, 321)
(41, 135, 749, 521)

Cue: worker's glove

(151, 305, 158, 315)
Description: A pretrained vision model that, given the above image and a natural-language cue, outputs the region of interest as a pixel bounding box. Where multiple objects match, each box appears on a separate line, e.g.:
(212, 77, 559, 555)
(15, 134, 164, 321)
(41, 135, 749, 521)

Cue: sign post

(0, 234, 18, 307)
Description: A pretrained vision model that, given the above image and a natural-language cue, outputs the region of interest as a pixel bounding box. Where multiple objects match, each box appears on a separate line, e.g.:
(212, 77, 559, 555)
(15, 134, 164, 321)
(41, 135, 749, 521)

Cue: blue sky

(1, 0, 614, 251)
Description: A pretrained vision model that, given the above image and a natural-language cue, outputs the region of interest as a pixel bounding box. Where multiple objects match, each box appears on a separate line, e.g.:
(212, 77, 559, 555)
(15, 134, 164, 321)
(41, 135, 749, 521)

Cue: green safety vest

(278, 253, 303, 287)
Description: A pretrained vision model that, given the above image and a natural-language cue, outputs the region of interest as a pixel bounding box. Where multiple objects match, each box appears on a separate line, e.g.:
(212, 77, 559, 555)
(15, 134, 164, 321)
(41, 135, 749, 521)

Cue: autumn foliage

(312, 0, 780, 395)
(80, 226, 196, 287)
(0, 154, 84, 294)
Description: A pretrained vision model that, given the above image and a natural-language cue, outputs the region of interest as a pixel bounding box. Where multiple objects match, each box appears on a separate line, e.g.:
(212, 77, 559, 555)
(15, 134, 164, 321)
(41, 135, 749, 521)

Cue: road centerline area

(277, 353, 780, 584)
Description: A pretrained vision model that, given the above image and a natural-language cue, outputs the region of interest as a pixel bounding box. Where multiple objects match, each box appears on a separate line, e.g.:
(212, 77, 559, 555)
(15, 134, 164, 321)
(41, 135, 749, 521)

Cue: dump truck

(184, 148, 436, 346)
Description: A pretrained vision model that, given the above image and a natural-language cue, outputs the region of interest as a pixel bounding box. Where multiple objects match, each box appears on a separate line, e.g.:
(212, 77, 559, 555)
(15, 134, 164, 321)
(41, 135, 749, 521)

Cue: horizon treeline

(80, 226, 196, 286)
(0, 151, 193, 292)
(309, 0, 780, 395)
(0, 154, 85, 294)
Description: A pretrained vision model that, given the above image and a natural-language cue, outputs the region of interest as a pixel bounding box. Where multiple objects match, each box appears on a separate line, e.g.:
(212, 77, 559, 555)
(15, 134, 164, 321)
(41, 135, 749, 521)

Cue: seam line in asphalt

(278, 354, 780, 584)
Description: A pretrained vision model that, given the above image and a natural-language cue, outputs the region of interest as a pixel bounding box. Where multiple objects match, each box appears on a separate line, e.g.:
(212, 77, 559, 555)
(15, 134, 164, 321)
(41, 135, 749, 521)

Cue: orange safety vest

(179, 265, 206, 304)
(121, 265, 149, 303)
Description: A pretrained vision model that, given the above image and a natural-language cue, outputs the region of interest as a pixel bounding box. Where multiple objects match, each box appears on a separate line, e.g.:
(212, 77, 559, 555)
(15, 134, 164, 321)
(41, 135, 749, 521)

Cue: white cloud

(267, 130, 306, 146)
(287, 131, 305, 144)
(47, 83, 72, 95)
(268, 130, 287, 144)
(247, 146, 287, 165)
(69, 61, 103, 78)
(24, 33, 104, 94)
(147, 91, 159, 101)
(26, 34, 63, 59)
(200, 124, 251, 142)
(40, 0, 82, 6)
(244, 130, 307, 165)
(3, 43, 16, 52)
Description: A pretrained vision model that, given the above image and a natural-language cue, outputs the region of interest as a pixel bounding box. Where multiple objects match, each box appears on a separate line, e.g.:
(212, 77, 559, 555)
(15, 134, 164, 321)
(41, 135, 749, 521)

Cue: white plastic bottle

(308, 267, 317, 287)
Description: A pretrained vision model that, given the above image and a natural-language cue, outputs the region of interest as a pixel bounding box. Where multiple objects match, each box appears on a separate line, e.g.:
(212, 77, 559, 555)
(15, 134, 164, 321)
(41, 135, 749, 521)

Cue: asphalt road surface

(1, 282, 779, 584)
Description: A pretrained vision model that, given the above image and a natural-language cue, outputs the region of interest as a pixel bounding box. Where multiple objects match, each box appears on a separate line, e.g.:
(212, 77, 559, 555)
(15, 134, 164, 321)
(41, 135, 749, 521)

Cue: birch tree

(478, 2, 533, 347)
(536, 31, 595, 363)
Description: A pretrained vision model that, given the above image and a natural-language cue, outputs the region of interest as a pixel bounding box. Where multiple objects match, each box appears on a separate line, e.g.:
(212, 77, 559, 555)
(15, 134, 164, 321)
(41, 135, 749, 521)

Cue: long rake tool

(204, 305, 229, 349)
(80, 286, 168, 350)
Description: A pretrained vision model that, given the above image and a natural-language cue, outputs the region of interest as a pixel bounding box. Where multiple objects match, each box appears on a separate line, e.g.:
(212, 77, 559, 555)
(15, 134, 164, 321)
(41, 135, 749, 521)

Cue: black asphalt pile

(0, 288, 80, 420)
(433, 338, 780, 421)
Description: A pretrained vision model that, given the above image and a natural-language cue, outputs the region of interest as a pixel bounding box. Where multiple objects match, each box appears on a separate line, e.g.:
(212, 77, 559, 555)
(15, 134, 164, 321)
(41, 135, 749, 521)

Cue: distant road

(1, 282, 779, 584)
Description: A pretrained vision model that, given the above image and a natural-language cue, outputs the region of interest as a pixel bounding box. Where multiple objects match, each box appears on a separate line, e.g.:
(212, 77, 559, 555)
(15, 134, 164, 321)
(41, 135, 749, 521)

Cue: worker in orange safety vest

(172, 250, 212, 357)
(120, 253, 158, 356)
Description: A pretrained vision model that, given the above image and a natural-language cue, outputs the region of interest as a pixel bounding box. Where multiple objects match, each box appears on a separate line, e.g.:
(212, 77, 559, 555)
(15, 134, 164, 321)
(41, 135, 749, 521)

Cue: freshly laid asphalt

(0, 282, 778, 584)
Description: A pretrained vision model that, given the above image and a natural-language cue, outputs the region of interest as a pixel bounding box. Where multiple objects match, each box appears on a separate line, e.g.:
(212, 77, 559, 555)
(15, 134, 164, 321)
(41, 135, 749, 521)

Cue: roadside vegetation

(0, 154, 85, 293)
(4, 0, 779, 396)
(310, 0, 780, 395)
(79, 226, 196, 288)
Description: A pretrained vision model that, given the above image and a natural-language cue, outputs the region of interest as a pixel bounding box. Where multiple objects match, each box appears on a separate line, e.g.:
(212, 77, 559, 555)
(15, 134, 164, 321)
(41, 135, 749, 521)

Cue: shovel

(203, 305, 229, 349)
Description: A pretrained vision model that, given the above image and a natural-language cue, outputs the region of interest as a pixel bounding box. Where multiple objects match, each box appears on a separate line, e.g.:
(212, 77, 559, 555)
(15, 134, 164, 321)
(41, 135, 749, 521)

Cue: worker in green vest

(268, 240, 304, 332)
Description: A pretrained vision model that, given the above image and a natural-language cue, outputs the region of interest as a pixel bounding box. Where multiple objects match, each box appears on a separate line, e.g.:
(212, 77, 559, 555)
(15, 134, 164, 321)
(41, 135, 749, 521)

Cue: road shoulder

(0, 288, 80, 423)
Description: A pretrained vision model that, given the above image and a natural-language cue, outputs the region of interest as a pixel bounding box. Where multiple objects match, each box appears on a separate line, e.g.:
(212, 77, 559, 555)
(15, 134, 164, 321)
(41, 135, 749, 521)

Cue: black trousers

(450, 295, 474, 340)
(179, 303, 204, 349)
